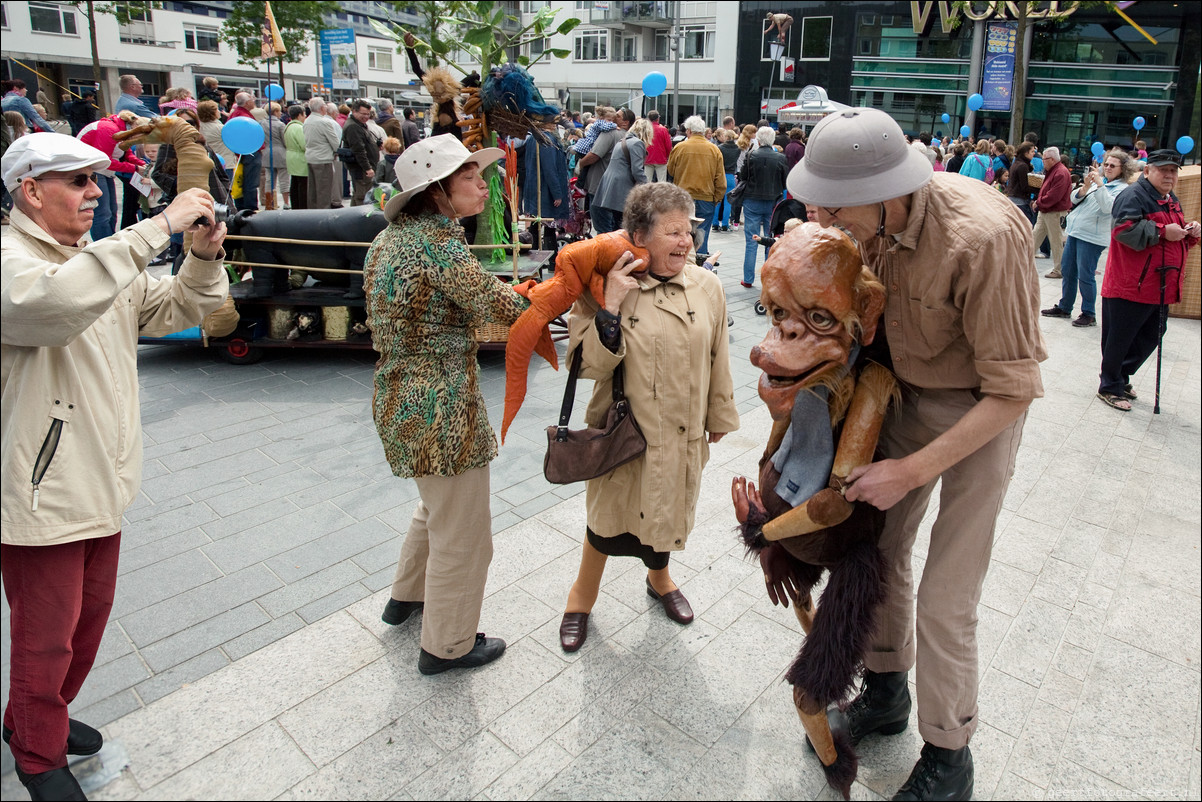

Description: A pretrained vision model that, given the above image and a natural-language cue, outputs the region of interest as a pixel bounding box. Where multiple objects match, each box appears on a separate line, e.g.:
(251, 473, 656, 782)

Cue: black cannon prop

(227, 206, 389, 298)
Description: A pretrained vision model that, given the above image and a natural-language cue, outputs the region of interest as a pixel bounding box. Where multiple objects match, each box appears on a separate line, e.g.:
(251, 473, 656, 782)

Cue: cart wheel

(222, 339, 263, 364)
(754, 301, 766, 316)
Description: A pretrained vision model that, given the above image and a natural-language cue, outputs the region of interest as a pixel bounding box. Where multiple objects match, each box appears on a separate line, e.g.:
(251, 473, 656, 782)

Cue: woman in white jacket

(1041, 148, 1138, 327)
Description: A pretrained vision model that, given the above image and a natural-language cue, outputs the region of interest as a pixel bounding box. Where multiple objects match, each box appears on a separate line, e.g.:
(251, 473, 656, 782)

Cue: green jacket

(284, 120, 308, 177)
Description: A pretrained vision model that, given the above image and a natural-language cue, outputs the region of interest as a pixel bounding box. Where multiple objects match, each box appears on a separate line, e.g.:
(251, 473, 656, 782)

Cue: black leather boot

(892, 742, 974, 801)
(846, 669, 911, 744)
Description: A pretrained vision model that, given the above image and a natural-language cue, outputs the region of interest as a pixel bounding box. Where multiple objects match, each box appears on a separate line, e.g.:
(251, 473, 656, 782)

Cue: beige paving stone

(484, 518, 581, 597)
(104, 611, 386, 789)
(976, 602, 1015, 676)
(989, 770, 1046, 800)
(276, 717, 443, 801)
(1050, 639, 1095, 682)
(978, 667, 1040, 738)
(1061, 603, 1106, 652)
(1061, 637, 1199, 796)
(482, 739, 573, 800)
(1005, 701, 1073, 788)
(992, 514, 1060, 573)
(1031, 557, 1087, 611)
(1045, 757, 1145, 799)
(991, 597, 1071, 687)
(1036, 667, 1084, 714)
(278, 650, 437, 767)
(965, 720, 1019, 801)
(1104, 572, 1201, 670)
(404, 730, 518, 800)
(478, 585, 560, 646)
(1051, 519, 1107, 569)
(139, 721, 315, 800)
(549, 705, 620, 758)
(979, 561, 1038, 617)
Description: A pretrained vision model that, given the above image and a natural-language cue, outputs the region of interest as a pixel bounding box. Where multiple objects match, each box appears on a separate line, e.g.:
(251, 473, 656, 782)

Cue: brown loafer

(559, 612, 589, 652)
(646, 578, 694, 624)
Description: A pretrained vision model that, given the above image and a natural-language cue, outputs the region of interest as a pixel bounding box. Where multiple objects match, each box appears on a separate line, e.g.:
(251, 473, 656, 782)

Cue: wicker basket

(474, 321, 511, 343)
(1027, 172, 1044, 189)
(486, 106, 557, 140)
(1169, 165, 1200, 320)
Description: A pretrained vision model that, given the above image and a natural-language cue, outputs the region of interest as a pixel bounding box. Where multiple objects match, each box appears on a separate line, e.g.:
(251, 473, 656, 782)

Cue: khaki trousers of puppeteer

(391, 465, 494, 659)
(1032, 210, 1067, 267)
(864, 387, 1026, 750)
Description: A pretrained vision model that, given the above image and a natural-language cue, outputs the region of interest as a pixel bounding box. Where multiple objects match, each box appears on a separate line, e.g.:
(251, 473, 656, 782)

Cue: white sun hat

(383, 134, 504, 222)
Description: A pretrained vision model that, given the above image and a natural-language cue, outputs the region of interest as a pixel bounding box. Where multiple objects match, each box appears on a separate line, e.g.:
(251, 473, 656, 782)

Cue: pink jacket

(78, 115, 145, 175)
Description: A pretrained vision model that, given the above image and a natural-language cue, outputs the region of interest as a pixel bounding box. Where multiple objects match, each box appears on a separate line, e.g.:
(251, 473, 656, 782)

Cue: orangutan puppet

(732, 223, 896, 800)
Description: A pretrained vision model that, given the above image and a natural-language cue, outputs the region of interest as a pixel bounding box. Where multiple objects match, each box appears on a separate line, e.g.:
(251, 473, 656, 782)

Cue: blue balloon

(1177, 136, 1196, 155)
(265, 83, 285, 101)
(214, 152, 226, 168)
(941, 113, 950, 124)
(967, 93, 984, 111)
(1091, 141, 1106, 158)
(960, 125, 971, 137)
(222, 117, 265, 155)
(1132, 116, 1145, 131)
(641, 71, 667, 98)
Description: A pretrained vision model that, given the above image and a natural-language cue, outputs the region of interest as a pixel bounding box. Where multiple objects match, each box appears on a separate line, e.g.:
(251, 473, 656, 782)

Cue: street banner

(981, 20, 1017, 112)
(319, 29, 359, 91)
(262, 1, 287, 59)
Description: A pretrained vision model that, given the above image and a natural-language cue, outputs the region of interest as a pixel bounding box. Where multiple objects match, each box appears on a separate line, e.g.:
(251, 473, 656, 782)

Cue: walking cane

(1152, 263, 1180, 415)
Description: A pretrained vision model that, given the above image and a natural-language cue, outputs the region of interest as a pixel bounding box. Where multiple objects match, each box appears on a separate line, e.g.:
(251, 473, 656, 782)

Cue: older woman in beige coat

(559, 183, 740, 652)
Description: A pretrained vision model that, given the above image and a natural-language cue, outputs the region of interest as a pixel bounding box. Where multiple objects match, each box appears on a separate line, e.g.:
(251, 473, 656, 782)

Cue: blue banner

(319, 29, 358, 92)
(981, 21, 1017, 112)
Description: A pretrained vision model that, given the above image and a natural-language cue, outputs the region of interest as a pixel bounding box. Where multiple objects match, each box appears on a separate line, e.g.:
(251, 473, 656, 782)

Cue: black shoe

(720, 226, 730, 232)
(712, 225, 720, 232)
(381, 599, 423, 626)
(3, 719, 103, 756)
(418, 633, 506, 675)
(892, 742, 974, 801)
(1041, 305, 1071, 318)
(846, 669, 911, 745)
(15, 765, 88, 801)
(1071, 314, 1096, 327)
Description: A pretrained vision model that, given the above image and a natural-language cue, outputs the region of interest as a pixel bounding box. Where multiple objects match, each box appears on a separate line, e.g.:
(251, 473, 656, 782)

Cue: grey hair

(683, 115, 705, 135)
(1043, 146, 1060, 162)
(378, 98, 393, 112)
(234, 92, 252, 107)
(308, 97, 325, 113)
(1105, 148, 1139, 184)
(756, 126, 776, 147)
(325, 103, 338, 116)
(622, 183, 694, 237)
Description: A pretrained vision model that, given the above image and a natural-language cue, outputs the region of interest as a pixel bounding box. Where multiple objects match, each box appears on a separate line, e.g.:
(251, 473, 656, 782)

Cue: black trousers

(1099, 296, 1165, 396)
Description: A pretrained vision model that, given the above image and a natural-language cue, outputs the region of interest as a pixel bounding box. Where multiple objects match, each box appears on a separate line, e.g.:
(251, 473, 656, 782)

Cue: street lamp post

(671, 1, 682, 126)
(764, 41, 784, 123)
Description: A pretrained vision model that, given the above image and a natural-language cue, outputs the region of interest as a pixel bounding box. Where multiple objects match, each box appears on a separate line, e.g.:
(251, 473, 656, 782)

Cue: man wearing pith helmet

(786, 108, 1046, 800)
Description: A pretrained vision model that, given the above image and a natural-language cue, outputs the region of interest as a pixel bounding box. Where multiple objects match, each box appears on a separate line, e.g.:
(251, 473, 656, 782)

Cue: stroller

(556, 176, 592, 242)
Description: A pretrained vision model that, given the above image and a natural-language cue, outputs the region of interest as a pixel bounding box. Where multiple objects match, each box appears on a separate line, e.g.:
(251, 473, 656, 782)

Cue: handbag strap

(555, 344, 628, 436)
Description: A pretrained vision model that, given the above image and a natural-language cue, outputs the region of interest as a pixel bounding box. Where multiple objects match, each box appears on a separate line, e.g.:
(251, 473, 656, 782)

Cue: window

(617, 33, 638, 62)
(682, 24, 714, 59)
(521, 1, 550, 12)
(2, 2, 8, 29)
(117, 1, 154, 45)
(526, 36, 547, 59)
(801, 16, 832, 61)
(575, 28, 607, 61)
(678, 2, 715, 17)
(654, 30, 670, 61)
(368, 45, 392, 71)
(183, 23, 220, 52)
(29, 1, 77, 35)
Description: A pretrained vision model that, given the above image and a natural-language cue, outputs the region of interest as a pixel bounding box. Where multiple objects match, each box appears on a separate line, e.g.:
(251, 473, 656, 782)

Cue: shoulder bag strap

(555, 344, 627, 438)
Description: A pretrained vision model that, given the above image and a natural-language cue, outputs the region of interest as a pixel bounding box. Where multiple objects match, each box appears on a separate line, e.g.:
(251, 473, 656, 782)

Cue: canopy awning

(776, 85, 851, 124)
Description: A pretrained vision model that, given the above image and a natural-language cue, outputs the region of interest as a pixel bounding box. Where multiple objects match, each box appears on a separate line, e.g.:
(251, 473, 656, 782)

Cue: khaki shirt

(866, 172, 1046, 400)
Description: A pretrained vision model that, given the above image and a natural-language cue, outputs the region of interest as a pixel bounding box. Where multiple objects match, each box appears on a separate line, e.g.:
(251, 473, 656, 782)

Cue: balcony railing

(589, 2, 674, 29)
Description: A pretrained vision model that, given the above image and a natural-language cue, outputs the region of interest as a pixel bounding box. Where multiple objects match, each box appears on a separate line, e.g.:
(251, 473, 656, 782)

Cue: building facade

(735, 0, 1198, 160)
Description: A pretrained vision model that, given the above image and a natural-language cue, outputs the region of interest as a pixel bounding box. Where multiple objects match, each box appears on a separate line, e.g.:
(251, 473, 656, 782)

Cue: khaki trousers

(307, 161, 337, 210)
(1032, 210, 1067, 267)
(391, 465, 493, 659)
(865, 388, 1025, 750)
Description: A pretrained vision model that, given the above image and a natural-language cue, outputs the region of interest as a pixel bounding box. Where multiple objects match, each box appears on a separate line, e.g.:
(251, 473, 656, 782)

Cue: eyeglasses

(35, 174, 98, 189)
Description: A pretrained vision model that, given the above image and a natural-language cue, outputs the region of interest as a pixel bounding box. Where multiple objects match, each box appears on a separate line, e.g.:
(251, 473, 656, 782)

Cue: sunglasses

(35, 174, 98, 188)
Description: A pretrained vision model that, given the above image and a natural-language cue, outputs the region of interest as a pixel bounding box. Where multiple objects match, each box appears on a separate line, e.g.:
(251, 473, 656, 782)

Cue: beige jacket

(568, 265, 740, 552)
(2, 209, 229, 546)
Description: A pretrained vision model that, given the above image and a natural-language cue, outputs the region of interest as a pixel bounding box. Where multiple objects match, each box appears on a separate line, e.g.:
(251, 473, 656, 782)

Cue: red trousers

(2, 533, 121, 773)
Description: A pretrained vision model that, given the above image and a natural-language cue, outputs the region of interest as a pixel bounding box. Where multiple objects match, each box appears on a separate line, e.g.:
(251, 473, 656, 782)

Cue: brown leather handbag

(544, 346, 646, 485)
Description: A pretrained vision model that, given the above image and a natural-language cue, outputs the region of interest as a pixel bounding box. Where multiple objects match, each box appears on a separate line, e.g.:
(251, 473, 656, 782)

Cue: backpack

(977, 155, 995, 184)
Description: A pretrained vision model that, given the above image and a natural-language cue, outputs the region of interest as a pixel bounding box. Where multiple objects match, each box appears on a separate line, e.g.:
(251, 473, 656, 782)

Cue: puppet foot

(891, 742, 973, 801)
(846, 669, 910, 745)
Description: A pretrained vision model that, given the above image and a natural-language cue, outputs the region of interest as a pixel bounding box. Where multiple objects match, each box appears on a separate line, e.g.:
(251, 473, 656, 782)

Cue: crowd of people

(2, 73, 1198, 802)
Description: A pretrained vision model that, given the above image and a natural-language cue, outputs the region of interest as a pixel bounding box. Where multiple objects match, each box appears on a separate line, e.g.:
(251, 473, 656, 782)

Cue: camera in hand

(195, 203, 230, 227)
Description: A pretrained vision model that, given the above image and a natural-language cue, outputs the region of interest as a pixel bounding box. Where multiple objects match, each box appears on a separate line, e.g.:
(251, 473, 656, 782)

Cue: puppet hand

(758, 542, 801, 607)
(731, 476, 765, 524)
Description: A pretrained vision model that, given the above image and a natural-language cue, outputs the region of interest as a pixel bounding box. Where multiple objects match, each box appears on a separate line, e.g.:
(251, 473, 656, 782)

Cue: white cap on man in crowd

(1, 133, 109, 192)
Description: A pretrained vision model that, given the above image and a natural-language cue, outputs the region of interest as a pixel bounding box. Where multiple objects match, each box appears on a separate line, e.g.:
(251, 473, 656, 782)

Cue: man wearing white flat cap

(783, 109, 1046, 800)
(1, 133, 228, 801)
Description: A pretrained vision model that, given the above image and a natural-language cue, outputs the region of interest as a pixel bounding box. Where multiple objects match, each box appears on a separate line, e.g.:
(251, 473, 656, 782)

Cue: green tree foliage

(219, 0, 340, 68)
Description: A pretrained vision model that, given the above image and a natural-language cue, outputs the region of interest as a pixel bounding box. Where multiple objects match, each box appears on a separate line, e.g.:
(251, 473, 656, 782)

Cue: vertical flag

(262, 1, 287, 60)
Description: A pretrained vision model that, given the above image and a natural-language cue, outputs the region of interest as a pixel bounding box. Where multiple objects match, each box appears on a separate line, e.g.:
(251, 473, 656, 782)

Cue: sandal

(1097, 392, 1132, 411)
(1123, 385, 1138, 400)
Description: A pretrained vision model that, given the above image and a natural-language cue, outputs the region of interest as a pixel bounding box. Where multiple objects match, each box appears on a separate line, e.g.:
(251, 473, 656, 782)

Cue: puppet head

(751, 222, 885, 420)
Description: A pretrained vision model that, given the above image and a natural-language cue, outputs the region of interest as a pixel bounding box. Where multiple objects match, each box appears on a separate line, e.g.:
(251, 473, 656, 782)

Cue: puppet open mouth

(764, 361, 835, 389)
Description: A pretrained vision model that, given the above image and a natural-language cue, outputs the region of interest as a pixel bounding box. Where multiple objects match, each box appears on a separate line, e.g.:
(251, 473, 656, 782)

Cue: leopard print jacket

(364, 212, 528, 478)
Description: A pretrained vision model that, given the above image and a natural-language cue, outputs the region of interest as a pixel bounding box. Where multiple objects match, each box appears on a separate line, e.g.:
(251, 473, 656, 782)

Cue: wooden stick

(224, 260, 363, 275)
(223, 234, 531, 252)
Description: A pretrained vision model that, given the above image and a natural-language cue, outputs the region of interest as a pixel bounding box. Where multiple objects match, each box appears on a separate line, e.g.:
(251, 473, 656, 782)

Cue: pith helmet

(787, 108, 932, 207)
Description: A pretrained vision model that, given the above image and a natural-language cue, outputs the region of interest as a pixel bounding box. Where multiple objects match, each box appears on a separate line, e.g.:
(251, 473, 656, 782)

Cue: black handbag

(728, 179, 746, 202)
(544, 345, 646, 485)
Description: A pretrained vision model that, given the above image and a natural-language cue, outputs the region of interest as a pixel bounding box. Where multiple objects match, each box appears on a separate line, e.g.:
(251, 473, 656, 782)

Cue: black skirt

(586, 527, 669, 570)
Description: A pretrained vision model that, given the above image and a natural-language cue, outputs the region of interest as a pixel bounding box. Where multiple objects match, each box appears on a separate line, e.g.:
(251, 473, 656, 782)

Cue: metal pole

(966, 20, 985, 135)
(672, 0, 681, 127)
(1010, 23, 1034, 144)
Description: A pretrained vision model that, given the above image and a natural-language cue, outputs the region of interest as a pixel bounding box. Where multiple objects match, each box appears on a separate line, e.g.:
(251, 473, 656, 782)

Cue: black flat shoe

(645, 578, 693, 624)
(418, 633, 506, 675)
(3, 718, 103, 756)
(559, 612, 589, 652)
(381, 599, 423, 626)
(15, 765, 87, 801)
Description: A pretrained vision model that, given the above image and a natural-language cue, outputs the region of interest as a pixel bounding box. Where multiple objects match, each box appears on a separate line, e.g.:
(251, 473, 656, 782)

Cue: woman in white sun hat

(364, 134, 528, 676)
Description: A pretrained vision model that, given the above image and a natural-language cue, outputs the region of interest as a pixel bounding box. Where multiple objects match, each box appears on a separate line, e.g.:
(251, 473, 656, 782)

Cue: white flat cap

(2, 132, 110, 191)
